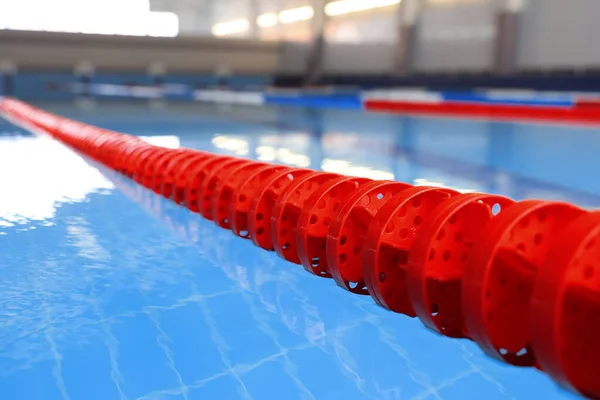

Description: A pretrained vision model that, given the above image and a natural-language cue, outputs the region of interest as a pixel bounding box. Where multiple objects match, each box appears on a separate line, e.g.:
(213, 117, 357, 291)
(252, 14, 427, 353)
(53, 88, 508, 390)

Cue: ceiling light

(211, 19, 249, 36)
(278, 6, 314, 24)
(257, 13, 278, 27)
(325, 0, 401, 16)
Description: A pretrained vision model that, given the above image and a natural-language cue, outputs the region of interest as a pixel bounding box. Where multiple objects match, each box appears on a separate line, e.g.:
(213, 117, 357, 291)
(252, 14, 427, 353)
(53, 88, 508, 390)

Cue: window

(0, 0, 178, 37)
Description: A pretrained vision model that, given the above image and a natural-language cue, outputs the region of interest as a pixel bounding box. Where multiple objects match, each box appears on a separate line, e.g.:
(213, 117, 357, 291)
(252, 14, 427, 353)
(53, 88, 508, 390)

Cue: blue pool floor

(1, 102, 599, 400)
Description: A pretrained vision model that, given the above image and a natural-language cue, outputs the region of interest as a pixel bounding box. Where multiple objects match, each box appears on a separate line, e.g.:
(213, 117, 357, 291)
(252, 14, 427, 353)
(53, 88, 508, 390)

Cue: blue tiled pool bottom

(1, 102, 597, 400)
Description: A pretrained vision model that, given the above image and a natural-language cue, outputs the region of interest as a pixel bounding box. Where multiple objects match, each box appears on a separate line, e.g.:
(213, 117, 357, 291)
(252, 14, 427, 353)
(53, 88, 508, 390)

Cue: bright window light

(325, 0, 401, 16)
(146, 12, 179, 37)
(211, 19, 250, 36)
(0, 0, 178, 36)
(257, 13, 278, 28)
(278, 6, 314, 24)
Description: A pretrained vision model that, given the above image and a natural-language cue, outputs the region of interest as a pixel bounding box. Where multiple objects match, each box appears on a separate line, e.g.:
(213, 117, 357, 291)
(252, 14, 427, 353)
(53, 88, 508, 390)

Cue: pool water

(1, 101, 598, 400)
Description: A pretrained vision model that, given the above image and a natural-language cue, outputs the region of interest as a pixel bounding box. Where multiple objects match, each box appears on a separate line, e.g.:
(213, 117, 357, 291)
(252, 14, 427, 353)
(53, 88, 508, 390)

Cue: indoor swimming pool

(1, 101, 598, 400)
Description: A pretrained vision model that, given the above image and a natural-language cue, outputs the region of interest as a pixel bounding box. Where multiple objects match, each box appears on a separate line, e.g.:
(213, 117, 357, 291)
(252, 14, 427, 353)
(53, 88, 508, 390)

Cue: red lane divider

(364, 100, 600, 125)
(1, 97, 599, 400)
(407, 193, 515, 339)
(231, 164, 290, 239)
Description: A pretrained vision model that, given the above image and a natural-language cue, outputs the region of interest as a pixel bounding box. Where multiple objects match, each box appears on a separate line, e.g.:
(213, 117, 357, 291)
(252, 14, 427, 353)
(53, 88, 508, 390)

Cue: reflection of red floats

(1, 97, 599, 400)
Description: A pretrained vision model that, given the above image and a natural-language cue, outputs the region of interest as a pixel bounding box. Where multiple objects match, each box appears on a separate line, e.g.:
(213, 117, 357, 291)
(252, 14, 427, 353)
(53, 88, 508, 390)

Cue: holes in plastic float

(239, 194, 247, 202)
(428, 249, 435, 260)
(379, 272, 386, 283)
(492, 203, 501, 215)
(256, 213, 263, 221)
(534, 233, 543, 246)
(443, 250, 451, 262)
(516, 348, 528, 357)
(454, 231, 463, 243)
(283, 243, 290, 251)
(431, 303, 439, 317)
(310, 214, 318, 224)
(240, 230, 249, 237)
(538, 211, 547, 222)
(257, 227, 264, 235)
(414, 215, 422, 226)
(340, 235, 347, 246)
(311, 257, 320, 267)
(376, 193, 384, 200)
(339, 253, 347, 264)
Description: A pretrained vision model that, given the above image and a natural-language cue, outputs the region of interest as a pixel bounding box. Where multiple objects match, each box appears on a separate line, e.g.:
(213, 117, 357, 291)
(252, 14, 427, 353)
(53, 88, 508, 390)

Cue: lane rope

(1, 97, 598, 399)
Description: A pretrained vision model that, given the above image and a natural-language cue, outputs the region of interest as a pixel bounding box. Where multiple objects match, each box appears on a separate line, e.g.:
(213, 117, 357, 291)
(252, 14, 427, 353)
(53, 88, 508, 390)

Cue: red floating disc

(125, 146, 160, 179)
(95, 133, 129, 166)
(327, 181, 412, 295)
(84, 134, 105, 162)
(407, 193, 514, 338)
(71, 126, 91, 151)
(230, 164, 290, 239)
(134, 147, 170, 184)
(462, 200, 586, 366)
(270, 171, 340, 264)
(248, 168, 311, 251)
(149, 149, 193, 194)
(296, 176, 372, 277)
(363, 186, 458, 314)
(140, 148, 180, 188)
(531, 211, 600, 398)
(90, 133, 121, 164)
(212, 161, 267, 230)
(112, 139, 148, 174)
(207, 159, 259, 225)
(158, 150, 202, 199)
(184, 155, 229, 211)
(198, 158, 249, 220)
(169, 152, 211, 204)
